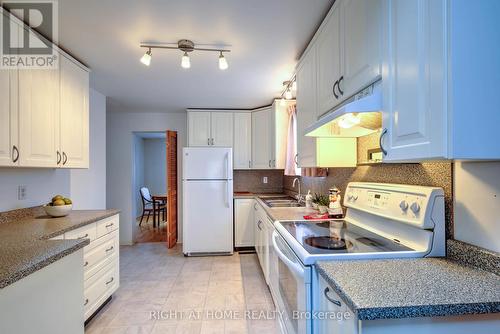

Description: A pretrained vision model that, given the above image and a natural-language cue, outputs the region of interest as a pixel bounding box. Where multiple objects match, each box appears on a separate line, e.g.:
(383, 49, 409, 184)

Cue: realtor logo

(1, 0, 58, 69)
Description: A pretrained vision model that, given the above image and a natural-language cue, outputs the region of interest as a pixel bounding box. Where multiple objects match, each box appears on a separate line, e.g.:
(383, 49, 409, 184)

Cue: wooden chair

(139, 187, 166, 227)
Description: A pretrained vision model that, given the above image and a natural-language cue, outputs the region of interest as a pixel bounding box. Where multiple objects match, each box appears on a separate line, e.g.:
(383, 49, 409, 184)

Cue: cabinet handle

(77, 233, 89, 239)
(248, 160, 251, 169)
(324, 287, 342, 307)
(12, 145, 19, 163)
(83, 261, 89, 267)
(379, 128, 388, 156)
(211, 138, 214, 145)
(272, 159, 275, 168)
(105, 277, 114, 285)
(208, 138, 210, 145)
(257, 220, 262, 230)
(294, 154, 298, 166)
(62, 152, 68, 165)
(56, 151, 61, 165)
(254, 203, 258, 210)
(84, 298, 89, 306)
(338, 76, 344, 96)
(105, 246, 114, 252)
(105, 223, 114, 228)
(268, 160, 271, 168)
(333, 80, 339, 99)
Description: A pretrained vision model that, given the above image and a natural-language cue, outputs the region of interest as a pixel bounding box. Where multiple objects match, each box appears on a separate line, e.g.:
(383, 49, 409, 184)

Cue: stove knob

(410, 202, 420, 213)
(399, 200, 409, 211)
(353, 194, 358, 200)
(347, 193, 353, 200)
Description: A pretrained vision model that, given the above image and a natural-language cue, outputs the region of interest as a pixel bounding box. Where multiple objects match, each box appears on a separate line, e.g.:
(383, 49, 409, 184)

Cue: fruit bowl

(44, 204, 72, 217)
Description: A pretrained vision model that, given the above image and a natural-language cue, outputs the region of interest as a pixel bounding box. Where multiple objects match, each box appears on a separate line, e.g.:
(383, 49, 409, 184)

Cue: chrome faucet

(292, 177, 303, 203)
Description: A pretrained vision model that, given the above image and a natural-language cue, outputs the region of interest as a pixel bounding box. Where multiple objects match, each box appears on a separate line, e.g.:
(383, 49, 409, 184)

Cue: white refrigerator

(182, 147, 233, 256)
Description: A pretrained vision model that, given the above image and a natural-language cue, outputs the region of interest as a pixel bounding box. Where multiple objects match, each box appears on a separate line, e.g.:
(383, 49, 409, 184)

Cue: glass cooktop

(279, 220, 414, 255)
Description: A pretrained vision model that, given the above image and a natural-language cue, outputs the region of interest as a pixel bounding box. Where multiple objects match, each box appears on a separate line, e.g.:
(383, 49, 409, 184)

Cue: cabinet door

(382, 0, 447, 161)
(254, 205, 262, 260)
(60, 55, 89, 168)
(233, 113, 252, 169)
(296, 49, 319, 168)
(18, 66, 59, 167)
(316, 2, 342, 117)
(316, 275, 358, 334)
(211, 112, 233, 147)
(188, 111, 211, 146)
(0, 69, 18, 166)
(252, 107, 273, 169)
(234, 199, 255, 247)
(341, 0, 383, 97)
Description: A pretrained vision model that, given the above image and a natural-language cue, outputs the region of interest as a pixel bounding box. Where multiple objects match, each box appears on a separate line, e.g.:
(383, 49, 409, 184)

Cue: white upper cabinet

(187, 111, 234, 147)
(296, 47, 319, 168)
(0, 69, 18, 167)
(252, 107, 273, 169)
(382, 0, 447, 161)
(60, 55, 90, 168)
(188, 111, 211, 146)
(211, 112, 233, 147)
(316, 2, 342, 117)
(233, 113, 252, 169)
(340, 0, 383, 98)
(18, 66, 60, 168)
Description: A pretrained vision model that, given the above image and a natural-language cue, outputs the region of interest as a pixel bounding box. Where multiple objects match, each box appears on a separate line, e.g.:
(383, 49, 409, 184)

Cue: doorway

(132, 131, 177, 247)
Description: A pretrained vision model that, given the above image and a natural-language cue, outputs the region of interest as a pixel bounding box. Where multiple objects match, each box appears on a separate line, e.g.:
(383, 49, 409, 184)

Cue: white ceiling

(57, 0, 333, 112)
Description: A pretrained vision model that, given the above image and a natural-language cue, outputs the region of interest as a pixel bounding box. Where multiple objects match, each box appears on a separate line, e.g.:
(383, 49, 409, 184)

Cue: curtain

(284, 104, 299, 176)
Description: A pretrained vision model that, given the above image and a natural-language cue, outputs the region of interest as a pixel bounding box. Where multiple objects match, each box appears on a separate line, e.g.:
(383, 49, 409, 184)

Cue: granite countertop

(316, 258, 500, 320)
(0, 209, 119, 289)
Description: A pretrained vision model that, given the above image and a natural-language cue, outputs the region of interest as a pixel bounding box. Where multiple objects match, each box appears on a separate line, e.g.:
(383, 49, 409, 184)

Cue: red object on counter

(303, 213, 330, 220)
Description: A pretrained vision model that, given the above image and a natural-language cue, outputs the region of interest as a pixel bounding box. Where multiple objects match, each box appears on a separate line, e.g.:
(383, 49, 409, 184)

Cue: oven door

(272, 231, 311, 334)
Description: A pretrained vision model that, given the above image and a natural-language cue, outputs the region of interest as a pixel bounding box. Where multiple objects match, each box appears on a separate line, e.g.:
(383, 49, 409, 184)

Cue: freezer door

(183, 180, 233, 254)
(183, 147, 233, 180)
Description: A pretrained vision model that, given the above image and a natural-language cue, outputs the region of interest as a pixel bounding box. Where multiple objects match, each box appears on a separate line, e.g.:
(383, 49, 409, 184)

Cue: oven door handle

(272, 231, 305, 277)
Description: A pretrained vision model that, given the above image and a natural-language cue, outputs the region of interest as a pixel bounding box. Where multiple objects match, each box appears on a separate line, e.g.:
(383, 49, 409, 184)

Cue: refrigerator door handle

(225, 152, 230, 179)
(225, 180, 230, 208)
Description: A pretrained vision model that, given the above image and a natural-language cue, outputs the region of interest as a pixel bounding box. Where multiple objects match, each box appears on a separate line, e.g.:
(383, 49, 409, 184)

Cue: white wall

(133, 135, 145, 218)
(107, 110, 186, 245)
(70, 89, 107, 210)
(0, 168, 70, 211)
(454, 161, 500, 253)
(143, 138, 167, 196)
(0, 88, 106, 212)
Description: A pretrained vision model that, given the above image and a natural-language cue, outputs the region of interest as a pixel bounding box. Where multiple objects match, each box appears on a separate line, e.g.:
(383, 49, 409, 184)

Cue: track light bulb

(285, 88, 293, 100)
(181, 52, 191, 69)
(218, 52, 228, 70)
(140, 49, 152, 66)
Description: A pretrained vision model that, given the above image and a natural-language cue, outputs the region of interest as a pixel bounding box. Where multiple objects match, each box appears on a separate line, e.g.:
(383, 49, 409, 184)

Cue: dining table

(152, 194, 167, 227)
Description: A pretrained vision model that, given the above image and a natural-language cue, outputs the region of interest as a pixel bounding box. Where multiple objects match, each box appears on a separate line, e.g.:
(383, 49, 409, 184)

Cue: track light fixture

(139, 39, 230, 70)
(140, 48, 152, 66)
(280, 79, 296, 101)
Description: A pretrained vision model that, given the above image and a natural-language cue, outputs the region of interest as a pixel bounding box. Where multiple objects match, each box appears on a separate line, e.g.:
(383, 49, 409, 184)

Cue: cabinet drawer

(84, 231, 118, 281)
(84, 260, 119, 319)
(96, 215, 119, 239)
(64, 223, 97, 244)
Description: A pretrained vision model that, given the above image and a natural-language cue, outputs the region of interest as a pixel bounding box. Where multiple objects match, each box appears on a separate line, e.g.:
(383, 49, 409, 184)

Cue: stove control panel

(344, 182, 444, 230)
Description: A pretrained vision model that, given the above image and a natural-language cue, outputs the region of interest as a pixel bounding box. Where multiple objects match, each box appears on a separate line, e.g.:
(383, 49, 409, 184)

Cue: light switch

(18, 185, 27, 200)
(262, 177, 268, 184)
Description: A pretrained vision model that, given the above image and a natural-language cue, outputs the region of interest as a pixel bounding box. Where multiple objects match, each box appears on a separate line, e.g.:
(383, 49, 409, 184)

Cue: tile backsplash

(284, 162, 454, 238)
(234, 169, 284, 193)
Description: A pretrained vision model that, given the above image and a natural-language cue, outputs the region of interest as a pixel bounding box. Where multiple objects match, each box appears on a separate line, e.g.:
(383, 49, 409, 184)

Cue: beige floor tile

(200, 320, 225, 334)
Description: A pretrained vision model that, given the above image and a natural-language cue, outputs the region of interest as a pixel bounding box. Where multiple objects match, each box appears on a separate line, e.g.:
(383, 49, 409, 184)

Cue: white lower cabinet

(234, 199, 255, 247)
(254, 202, 270, 284)
(316, 274, 358, 334)
(62, 214, 120, 320)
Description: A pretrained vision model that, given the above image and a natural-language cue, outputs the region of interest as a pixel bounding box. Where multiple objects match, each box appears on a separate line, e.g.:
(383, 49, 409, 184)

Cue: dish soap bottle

(305, 190, 313, 208)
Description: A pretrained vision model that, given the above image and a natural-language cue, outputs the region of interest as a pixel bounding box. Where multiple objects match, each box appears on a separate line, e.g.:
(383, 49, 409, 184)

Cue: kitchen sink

(260, 196, 305, 208)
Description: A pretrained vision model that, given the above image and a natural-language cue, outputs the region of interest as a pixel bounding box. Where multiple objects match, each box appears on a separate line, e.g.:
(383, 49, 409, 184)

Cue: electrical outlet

(262, 177, 268, 184)
(18, 185, 27, 200)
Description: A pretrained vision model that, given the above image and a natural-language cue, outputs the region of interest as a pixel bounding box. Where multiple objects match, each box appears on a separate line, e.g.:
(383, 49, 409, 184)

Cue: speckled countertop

(316, 258, 500, 320)
(0, 209, 119, 289)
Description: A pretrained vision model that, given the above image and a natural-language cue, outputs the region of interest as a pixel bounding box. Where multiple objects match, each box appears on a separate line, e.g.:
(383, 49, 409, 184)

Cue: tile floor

(85, 243, 280, 334)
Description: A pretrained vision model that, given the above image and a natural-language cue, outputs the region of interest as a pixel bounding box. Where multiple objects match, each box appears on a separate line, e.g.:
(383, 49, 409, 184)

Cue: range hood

(305, 80, 382, 137)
